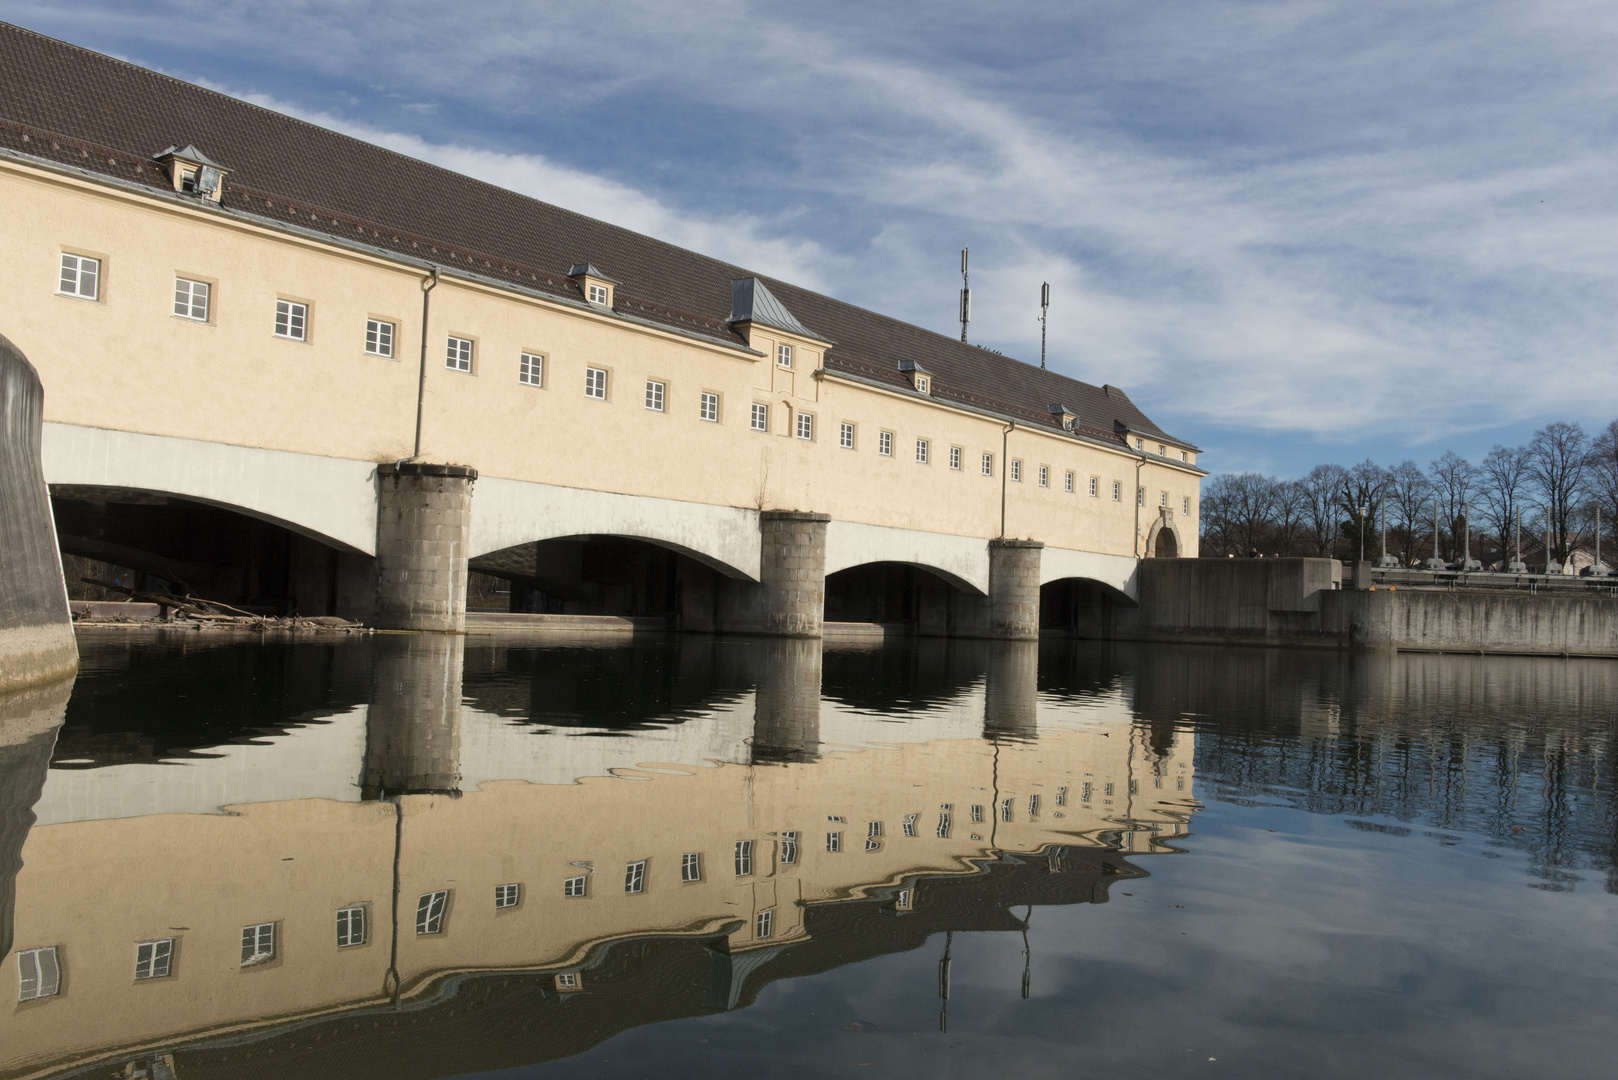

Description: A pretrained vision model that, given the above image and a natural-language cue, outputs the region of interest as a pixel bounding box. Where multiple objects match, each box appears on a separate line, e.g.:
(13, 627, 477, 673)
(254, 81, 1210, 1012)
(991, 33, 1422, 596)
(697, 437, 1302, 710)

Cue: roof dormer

(728, 277, 833, 352)
(154, 145, 227, 202)
(899, 359, 933, 395)
(569, 263, 619, 308)
(1048, 403, 1076, 431)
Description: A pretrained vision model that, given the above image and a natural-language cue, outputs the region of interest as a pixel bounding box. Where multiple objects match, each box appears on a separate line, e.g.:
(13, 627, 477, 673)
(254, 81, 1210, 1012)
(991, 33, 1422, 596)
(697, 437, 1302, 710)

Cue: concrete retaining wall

(1103, 557, 1342, 644)
(0, 336, 77, 693)
(1323, 589, 1618, 657)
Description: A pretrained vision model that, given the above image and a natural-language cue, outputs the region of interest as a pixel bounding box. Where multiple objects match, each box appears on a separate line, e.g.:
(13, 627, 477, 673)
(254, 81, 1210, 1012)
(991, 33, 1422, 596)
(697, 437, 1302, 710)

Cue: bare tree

(1222, 472, 1282, 556)
(1271, 479, 1309, 556)
(1300, 464, 1347, 558)
(1529, 421, 1589, 564)
(1477, 444, 1531, 566)
(1428, 451, 1477, 560)
(1586, 419, 1618, 557)
(1337, 459, 1389, 561)
(1384, 460, 1431, 564)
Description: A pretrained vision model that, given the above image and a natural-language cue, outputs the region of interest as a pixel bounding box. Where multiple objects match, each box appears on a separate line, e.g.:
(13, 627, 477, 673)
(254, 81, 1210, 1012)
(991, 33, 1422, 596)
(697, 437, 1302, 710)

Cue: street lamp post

(1358, 505, 1368, 564)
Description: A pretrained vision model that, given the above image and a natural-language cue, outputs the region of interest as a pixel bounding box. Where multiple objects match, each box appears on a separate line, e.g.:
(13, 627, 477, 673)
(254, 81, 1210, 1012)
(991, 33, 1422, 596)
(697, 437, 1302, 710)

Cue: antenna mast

(959, 248, 971, 343)
(1039, 281, 1050, 369)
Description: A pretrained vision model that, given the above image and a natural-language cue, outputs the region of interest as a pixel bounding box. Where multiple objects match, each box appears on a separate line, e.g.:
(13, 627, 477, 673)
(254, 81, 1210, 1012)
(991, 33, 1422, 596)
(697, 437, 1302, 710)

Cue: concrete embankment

(0, 335, 77, 692)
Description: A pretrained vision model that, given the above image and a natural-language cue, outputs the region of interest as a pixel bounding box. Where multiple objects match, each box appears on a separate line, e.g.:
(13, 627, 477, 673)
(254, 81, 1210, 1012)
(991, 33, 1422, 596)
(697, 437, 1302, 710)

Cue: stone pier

(756, 510, 831, 637)
(987, 539, 1044, 640)
(375, 462, 477, 632)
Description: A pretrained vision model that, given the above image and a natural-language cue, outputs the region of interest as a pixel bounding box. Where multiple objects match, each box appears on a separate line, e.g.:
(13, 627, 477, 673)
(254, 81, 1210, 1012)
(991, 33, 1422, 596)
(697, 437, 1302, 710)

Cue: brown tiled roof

(0, 21, 1189, 450)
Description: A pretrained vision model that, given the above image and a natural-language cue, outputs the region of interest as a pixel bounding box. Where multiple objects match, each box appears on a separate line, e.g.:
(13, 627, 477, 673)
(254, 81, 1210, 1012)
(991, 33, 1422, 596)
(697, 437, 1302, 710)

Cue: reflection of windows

(241, 923, 275, 966)
(564, 875, 588, 897)
(937, 806, 952, 839)
(1029, 794, 1040, 817)
(868, 821, 883, 838)
(827, 815, 845, 823)
(903, 813, 918, 837)
(1001, 798, 1014, 823)
(1056, 786, 1068, 806)
(624, 861, 647, 894)
(780, 831, 799, 864)
(1082, 783, 1093, 801)
(336, 906, 367, 947)
(734, 840, 753, 877)
(416, 891, 449, 935)
(17, 946, 60, 1000)
(826, 831, 842, 853)
(682, 852, 702, 882)
(756, 909, 774, 939)
(970, 804, 984, 823)
(495, 883, 522, 909)
(1104, 783, 1114, 797)
(896, 889, 913, 910)
(1130, 779, 1139, 795)
(865, 822, 883, 852)
(557, 972, 579, 989)
(135, 938, 173, 979)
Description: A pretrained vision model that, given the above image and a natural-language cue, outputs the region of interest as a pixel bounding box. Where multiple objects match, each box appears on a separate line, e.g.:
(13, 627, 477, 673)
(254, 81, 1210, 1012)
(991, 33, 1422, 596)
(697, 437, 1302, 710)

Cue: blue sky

(6, 1, 1617, 478)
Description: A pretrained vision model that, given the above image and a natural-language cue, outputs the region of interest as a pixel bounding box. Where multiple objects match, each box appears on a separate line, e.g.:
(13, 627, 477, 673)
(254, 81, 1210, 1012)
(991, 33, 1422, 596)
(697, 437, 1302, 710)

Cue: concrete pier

(756, 511, 831, 638)
(988, 540, 1044, 640)
(375, 462, 477, 633)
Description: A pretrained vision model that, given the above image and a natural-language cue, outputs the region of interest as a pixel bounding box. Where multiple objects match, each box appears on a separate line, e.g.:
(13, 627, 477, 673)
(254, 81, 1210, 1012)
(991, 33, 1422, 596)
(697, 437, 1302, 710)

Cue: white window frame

(367, 319, 396, 358)
(446, 335, 473, 373)
(241, 923, 275, 966)
(780, 831, 799, 864)
(915, 439, 929, 464)
(416, 890, 449, 935)
(971, 804, 984, 823)
(734, 839, 754, 876)
(914, 375, 929, 394)
(937, 808, 952, 839)
(1089, 476, 1099, 498)
(840, 422, 855, 450)
(700, 392, 720, 423)
(274, 300, 307, 341)
(1159, 444, 1166, 456)
(682, 852, 702, 882)
(777, 343, 793, 368)
(1029, 794, 1041, 817)
(1001, 798, 1015, 822)
(58, 253, 99, 300)
(564, 875, 588, 897)
(624, 860, 647, 894)
(878, 431, 893, 457)
(1138, 486, 1146, 507)
(896, 889, 913, 911)
(1064, 471, 1074, 493)
(1112, 481, 1122, 501)
(519, 352, 544, 387)
(903, 813, 918, 837)
(756, 909, 774, 939)
(1011, 460, 1022, 483)
(173, 277, 210, 322)
(495, 883, 522, 909)
(336, 905, 367, 947)
(557, 972, 579, 989)
(751, 402, 769, 431)
(17, 946, 60, 1000)
(585, 367, 608, 400)
(981, 453, 993, 477)
(1183, 496, 1191, 516)
(949, 446, 961, 470)
(1160, 491, 1169, 507)
(135, 938, 174, 980)
(645, 379, 665, 412)
(796, 412, 814, 441)
(826, 831, 842, 853)
(1134, 438, 1144, 450)
(1038, 465, 1049, 487)
(587, 282, 610, 304)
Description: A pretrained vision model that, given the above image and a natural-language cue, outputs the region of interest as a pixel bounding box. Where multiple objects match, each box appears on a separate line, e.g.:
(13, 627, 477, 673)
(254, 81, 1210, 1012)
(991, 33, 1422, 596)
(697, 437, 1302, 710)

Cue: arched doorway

(1155, 528, 1178, 558)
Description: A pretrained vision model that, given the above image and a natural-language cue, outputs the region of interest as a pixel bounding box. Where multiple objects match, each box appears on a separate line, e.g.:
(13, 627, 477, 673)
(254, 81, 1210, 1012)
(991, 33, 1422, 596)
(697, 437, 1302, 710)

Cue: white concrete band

(1040, 546, 1140, 601)
(824, 520, 990, 595)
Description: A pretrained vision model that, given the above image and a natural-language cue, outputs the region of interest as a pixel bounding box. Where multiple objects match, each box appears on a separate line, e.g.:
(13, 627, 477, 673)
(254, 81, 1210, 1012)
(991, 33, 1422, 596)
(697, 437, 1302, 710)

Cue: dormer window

(569, 263, 619, 308)
(1158, 444, 1166, 456)
(778, 343, 793, 368)
(1134, 438, 1144, 450)
(1049, 403, 1076, 430)
(588, 283, 609, 305)
(899, 359, 931, 393)
(153, 145, 227, 203)
(915, 375, 929, 394)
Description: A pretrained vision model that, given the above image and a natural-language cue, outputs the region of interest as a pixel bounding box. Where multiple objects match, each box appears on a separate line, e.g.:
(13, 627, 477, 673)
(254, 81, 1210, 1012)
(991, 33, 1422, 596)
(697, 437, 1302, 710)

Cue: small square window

(797, 412, 814, 440)
(173, 277, 209, 321)
(751, 402, 769, 431)
(682, 852, 702, 882)
(587, 282, 610, 305)
(495, 883, 522, 909)
(446, 336, 473, 373)
(17, 946, 61, 1000)
(645, 379, 665, 412)
(1089, 476, 1099, 498)
(1011, 460, 1022, 483)
(59, 253, 99, 300)
(135, 938, 173, 979)
(916, 439, 929, 464)
(1038, 465, 1049, 487)
(624, 860, 647, 894)
(519, 352, 544, 386)
(274, 300, 307, 341)
(416, 890, 449, 935)
(1064, 471, 1074, 493)
(915, 376, 929, 394)
(557, 972, 579, 989)
(826, 831, 842, 853)
(840, 422, 855, 449)
(949, 446, 962, 470)
(735, 839, 754, 876)
(981, 453, 993, 477)
(879, 431, 893, 457)
(700, 392, 720, 422)
(777, 343, 793, 368)
(241, 923, 275, 966)
(367, 319, 396, 358)
(1112, 481, 1122, 501)
(1183, 496, 1191, 515)
(585, 367, 608, 400)
(756, 909, 774, 939)
(564, 875, 588, 897)
(336, 906, 367, 947)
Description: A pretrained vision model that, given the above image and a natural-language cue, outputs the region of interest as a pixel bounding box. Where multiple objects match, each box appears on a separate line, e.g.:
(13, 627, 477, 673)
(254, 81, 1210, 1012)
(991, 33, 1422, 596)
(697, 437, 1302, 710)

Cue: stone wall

(374, 462, 477, 632)
(1322, 589, 1618, 658)
(0, 335, 76, 693)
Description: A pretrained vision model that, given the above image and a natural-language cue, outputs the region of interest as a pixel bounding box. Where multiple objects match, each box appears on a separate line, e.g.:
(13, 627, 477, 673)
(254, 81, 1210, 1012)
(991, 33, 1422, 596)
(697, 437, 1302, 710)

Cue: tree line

(1199, 420, 1618, 566)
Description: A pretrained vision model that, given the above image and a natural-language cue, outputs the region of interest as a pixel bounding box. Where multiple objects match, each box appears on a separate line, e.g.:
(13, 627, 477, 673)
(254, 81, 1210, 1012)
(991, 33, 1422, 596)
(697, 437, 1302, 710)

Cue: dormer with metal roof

(899, 359, 934, 395)
(1049, 403, 1076, 431)
(728, 277, 830, 346)
(569, 263, 618, 308)
(153, 144, 226, 202)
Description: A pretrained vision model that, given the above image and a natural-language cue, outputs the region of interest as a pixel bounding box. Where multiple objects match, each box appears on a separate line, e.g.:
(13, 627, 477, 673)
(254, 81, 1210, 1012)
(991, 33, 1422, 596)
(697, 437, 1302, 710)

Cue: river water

(2, 630, 1615, 1079)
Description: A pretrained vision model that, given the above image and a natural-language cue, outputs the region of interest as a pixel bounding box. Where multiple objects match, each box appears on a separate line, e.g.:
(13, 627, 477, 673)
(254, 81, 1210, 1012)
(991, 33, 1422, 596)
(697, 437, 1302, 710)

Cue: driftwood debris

(75, 578, 364, 632)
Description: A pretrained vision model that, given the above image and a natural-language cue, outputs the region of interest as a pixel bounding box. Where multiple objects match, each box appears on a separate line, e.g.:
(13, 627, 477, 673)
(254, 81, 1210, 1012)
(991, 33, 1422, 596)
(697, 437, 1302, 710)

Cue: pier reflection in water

(2, 635, 1616, 1080)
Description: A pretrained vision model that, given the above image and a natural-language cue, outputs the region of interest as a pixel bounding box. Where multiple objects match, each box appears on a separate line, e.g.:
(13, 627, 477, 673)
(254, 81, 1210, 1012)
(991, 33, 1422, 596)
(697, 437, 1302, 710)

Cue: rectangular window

(241, 923, 275, 966)
(777, 343, 793, 368)
(624, 860, 646, 894)
(564, 875, 588, 897)
(1183, 496, 1191, 516)
(1182, 451, 1189, 462)
(1138, 487, 1146, 506)
(446, 336, 473, 373)
(936, 807, 952, 839)
(949, 446, 962, 470)
(796, 412, 814, 440)
(751, 402, 769, 431)
(173, 277, 209, 321)
(1001, 798, 1015, 822)
(840, 422, 855, 449)
(274, 300, 306, 341)
(1160, 491, 1169, 507)
(519, 352, 544, 386)
(780, 831, 799, 865)
(1089, 476, 1099, 497)
(1134, 438, 1144, 450)
(135, 938, 173, 980)
(903, 813, 918, 837)
(1159, 444, 1166, 456)
(879, 431, 893, 457)
(17, 946, 60, 1000)
(682, 852, 702, 882)
(914, 375, 930, 394)
(1065, 471, 1074, 493)
(59, 253, 99, 300)
(587, 282, 610, 304)
(495, 883, 522, 909)
(557, 972, 579, 989)
(982, 453, 993, 477)
(970, 804, 984, 823)
(734, 840, 754, 876)
(1112, 481, 1122, 501)
(916, 439, 929, 464)
(1038, 465, 1049, 487)
(585, 367, 608, 400)
(826, 831, 842, 853)
(1011, 460, 1022, 483)
(367, 319, 396, 358)
(416, 890, 449, 935)
(336, 906, 367, 947)
(700, 392, 720, 422)
(645, 379, 665, 412)
(756, 909, 774, 939)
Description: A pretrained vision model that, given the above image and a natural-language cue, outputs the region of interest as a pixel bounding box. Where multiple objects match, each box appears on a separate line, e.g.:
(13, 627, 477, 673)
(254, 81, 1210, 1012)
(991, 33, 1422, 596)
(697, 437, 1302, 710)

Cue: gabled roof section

(154, 143, 224, 169)
(568, 262, 619, 284)
(728, 277, 821, 341)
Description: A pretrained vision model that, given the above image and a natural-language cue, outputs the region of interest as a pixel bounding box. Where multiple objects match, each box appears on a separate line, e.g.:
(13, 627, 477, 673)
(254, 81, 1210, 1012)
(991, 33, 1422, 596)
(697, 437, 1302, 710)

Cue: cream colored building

(0, 24, 1202, 637)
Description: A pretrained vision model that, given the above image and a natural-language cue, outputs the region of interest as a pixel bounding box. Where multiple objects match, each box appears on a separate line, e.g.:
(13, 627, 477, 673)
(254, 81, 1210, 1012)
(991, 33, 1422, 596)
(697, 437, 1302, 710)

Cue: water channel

(2, 631, 1615, 1079)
